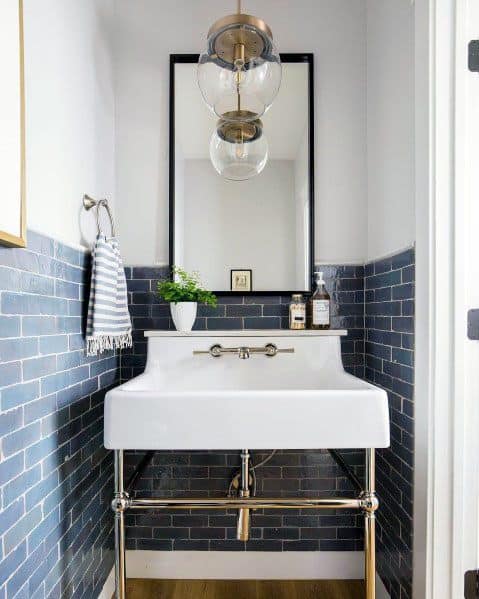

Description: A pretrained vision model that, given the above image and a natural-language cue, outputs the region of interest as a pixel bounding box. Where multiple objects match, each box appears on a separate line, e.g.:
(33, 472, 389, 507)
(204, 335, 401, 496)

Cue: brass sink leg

(112, 450, 128, 599)
(237, 449, 251, 541)
(363, 448, 378, 599)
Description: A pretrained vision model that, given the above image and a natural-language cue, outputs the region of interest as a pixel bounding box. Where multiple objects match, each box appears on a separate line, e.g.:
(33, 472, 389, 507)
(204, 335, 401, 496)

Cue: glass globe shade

(209, 123, 269, 181)
(198, 28, 281, 121)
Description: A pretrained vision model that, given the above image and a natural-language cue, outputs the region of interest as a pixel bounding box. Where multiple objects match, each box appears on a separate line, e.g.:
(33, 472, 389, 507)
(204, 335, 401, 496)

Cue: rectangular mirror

(170, 53, 314, 294)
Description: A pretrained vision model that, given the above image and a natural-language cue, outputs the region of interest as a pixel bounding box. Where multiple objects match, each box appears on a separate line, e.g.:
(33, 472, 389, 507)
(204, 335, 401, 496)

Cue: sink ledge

(144, 329, 348, 337)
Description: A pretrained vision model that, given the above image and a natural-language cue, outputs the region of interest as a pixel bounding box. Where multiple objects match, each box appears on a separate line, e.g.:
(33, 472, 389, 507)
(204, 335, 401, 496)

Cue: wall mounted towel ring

(83, 194, 116, 237)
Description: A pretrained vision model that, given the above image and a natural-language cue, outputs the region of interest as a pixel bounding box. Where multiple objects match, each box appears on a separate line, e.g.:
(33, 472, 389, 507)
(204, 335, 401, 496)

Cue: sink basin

(104, 330, 389, 450)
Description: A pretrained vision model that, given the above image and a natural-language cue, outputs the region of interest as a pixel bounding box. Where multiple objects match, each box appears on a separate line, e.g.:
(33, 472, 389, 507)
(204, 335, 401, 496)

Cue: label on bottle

(290, 304, 306, 329)
(312, 299, 330, 325)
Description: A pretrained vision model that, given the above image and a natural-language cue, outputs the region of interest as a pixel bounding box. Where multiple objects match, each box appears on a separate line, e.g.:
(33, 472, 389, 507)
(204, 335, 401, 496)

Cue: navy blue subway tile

(392, 283, 414, 301)
(391, 248, 414, 270)
(39, 334, 69, 355)
(0, 543, 26, 588)
(366, 301, 401, 316)
(22, 316, 57, 336)
(364, 248, 414, 599)
(22, 356, 57, 381)
(26, 231, 55, 257)
(2, 294, 69, 316)
(132, 266, 168, 280)
(374, 258, 392, 274)
(54, 280, 79, 300)
(401, 334, 414, 350)
(197, 304, 226, 318)
(0, 362, 22, 389)
(244, 317, 281, 329)
(366, 270, 402, 290)
(1, 381, 40, 411)
(206, 317, 243, 330)
(54, 242, 83, 267)
(0, 316, 21, 339)
(392, 317, 414, 334)
(0, 338, 39, 363)
(392, 348, 414, 367)
(226, 304, 262, 317)
(402, 300, 414, 316)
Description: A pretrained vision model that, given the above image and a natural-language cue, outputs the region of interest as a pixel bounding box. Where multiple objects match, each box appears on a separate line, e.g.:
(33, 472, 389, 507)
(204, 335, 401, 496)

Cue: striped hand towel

(86, 235, 132, 356)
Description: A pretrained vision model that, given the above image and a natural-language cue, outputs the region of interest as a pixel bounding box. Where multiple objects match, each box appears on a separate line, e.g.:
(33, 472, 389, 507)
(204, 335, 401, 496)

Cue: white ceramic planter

(170, 302, 197, 332)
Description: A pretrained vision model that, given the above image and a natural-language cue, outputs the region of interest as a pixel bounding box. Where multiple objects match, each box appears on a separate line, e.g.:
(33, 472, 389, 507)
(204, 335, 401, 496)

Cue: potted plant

(157, 267, 217, 332)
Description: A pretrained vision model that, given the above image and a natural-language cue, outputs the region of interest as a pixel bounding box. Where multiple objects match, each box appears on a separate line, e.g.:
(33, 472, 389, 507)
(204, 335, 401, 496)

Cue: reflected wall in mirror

(170, 54, 314, 294)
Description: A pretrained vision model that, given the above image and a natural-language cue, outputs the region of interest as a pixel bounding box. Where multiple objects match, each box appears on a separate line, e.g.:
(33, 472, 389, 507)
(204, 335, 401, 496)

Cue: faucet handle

(263, 343, 295, 357)
(192, 344, 223, 357)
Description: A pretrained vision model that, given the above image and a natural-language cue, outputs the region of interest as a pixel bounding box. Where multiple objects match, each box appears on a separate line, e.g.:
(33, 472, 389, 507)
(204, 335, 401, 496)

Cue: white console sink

(104, 331, 389, 450)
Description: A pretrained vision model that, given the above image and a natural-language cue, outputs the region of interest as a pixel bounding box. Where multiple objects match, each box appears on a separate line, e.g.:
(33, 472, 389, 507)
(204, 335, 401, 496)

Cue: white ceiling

(175, 62, 309, 160)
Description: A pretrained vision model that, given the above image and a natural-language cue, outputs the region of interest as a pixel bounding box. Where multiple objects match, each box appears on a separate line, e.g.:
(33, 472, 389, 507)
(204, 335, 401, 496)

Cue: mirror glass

(171, 55, 313, 293)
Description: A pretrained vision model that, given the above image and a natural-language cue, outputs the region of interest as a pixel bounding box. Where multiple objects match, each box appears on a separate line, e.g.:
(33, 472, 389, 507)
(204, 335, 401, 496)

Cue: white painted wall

(23, 0, 115, 249)
(113, 0, 368, 265)
(19, 0, 415, 261)
(366, 0, 415, 261)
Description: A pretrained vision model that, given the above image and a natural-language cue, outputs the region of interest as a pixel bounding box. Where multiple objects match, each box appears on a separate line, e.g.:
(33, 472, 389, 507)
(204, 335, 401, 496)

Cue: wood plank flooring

(120, 579, 365, 599)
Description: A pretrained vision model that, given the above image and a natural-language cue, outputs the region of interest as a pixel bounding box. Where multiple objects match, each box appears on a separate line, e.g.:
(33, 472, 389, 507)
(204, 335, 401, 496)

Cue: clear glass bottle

(309, 272, 330, 330)
(289, 294, 306, 330)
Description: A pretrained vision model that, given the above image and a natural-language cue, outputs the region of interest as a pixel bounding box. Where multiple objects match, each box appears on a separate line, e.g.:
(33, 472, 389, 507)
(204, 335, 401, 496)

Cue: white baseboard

(125, 550, 363, 579)
(98, 553, 391, 597)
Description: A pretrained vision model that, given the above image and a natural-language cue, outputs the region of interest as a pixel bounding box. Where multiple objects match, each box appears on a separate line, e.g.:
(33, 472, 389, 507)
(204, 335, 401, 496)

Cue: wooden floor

(120, 579, 365, 599)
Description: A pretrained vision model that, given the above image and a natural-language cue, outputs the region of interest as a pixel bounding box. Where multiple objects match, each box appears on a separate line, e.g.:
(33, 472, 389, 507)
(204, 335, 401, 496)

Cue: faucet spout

(238, 347, 250, 359)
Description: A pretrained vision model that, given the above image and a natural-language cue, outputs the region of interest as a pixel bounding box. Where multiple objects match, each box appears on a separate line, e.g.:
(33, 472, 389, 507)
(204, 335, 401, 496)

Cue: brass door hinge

(469, 41, 479, 72)
(464, 570, 479, 599)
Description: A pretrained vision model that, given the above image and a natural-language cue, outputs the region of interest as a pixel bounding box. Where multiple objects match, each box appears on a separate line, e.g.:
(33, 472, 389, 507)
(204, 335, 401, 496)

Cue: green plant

(156, 266, 217, 307)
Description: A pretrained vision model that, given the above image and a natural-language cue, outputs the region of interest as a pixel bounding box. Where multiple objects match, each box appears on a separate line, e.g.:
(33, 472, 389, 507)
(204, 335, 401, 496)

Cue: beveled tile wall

(121, 264, 366, 550)
(0, 231, 118, 598)
(364, 248, 415, 599)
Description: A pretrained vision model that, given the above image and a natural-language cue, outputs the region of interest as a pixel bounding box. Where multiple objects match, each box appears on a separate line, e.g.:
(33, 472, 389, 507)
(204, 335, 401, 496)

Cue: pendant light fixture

(209, 113, 268, 181)
(198, 0, 282, 122)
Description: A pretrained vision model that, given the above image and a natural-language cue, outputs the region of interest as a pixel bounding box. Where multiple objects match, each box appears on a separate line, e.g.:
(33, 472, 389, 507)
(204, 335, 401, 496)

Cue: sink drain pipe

(237, 449, 251, 541)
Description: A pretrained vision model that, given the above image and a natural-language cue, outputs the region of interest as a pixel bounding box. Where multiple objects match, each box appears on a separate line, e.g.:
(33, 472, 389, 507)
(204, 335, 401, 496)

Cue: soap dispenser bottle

(309, 271, 330, 330)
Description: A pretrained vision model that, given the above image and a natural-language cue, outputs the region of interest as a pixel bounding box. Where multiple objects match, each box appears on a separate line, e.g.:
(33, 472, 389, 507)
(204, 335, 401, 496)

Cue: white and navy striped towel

(86, 235, 132, 356)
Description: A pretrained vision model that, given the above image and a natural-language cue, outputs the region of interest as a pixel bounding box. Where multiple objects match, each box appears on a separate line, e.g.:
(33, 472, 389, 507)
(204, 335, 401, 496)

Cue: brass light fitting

(206, 1, 275, 71)
(216, 110, 264, 145)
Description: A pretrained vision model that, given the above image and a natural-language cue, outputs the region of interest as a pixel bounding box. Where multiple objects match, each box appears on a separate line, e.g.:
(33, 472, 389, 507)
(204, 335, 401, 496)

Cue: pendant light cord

(237, 0, 242, 14)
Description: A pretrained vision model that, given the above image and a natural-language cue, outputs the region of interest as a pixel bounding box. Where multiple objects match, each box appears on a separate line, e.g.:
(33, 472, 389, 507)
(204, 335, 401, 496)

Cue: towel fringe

(86, 332, 132, 357)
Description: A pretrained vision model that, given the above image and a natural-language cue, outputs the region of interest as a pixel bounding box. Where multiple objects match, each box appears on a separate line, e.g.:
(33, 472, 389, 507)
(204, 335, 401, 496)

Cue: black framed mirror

(169, 53, 314, 295)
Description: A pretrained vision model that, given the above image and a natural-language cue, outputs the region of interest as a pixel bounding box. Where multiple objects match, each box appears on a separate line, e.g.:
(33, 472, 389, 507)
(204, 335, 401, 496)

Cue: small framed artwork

(0, 0, 26, 248)
(231, 269, 252, 292)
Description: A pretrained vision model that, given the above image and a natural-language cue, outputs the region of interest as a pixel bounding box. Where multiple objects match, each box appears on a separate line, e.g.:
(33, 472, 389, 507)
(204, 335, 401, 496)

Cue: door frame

(414, 0, 479, 596)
